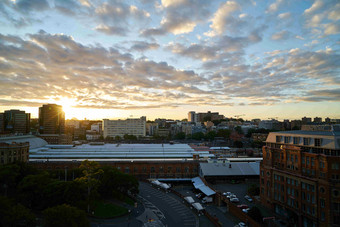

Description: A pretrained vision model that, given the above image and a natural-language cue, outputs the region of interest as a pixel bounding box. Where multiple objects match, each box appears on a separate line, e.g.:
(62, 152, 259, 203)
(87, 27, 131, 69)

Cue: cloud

(0, 32, 224, 110)
(204, 1, 241, 37)
(299, 89, 340, 102)
(95, 24, 128, 36)
(303, 0, 340, 36)
(266, 0, 284, 14)
(141, 0, 212, 37)
(278, 12, 291, 20)
(129, 41, 160, 52)
(271, 30, 290, 40)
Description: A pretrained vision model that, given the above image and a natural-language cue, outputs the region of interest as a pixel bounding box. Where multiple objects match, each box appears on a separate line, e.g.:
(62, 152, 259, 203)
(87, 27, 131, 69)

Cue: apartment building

(103, 116, 146, 138)
(260, 125, 340, 227)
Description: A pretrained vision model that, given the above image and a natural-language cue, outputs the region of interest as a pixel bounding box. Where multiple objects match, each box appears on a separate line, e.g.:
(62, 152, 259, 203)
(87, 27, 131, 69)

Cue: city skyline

(0, 0, 339, 120)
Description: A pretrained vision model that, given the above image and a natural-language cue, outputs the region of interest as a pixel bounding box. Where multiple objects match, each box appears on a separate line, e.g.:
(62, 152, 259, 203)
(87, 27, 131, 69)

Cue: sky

(0, 0, 339, 121)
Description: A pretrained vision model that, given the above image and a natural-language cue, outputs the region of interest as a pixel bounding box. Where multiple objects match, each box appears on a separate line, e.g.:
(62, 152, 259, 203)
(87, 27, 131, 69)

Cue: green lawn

(93, 201, 128, 218)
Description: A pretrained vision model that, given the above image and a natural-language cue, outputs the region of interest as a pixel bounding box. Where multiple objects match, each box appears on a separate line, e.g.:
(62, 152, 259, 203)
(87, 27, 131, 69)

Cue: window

(284, 136, 290, 143)
(293, 137, 300, 144)
(321, 199, 325, 208)
(320, 187, 325, 193)
(314, 138, 321, 147)
(311, 158, 315, 166)
(303, 137, 310, 145)
(307, 157, 310, 165)
(321, 212, 325, 221)
(176, 167, 181, 173)
(276, 136, 282, 142)
(168, 167, 172, 173)
(332, 163, 340, 170)
(302, 157, 305, 164)
(320, 161, 324, 168)
(150, 167, 155, 173)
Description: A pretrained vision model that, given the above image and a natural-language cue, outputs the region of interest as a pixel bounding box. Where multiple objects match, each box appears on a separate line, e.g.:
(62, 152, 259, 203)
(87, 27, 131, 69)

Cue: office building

(103, 116, 146, 138)
(0, 109, 30, 134)
(39, 104, 65, 134)
(260, 125, 340, 227)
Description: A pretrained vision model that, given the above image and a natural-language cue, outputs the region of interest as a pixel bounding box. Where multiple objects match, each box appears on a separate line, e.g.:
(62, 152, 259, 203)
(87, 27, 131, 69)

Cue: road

(139, 181, 198, 227)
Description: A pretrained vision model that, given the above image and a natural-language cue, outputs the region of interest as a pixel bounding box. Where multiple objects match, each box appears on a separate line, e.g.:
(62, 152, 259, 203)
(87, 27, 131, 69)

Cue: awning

(191, 177, 216, 196)
(192, 202, 204, 211)
(184, 196, 195, 204)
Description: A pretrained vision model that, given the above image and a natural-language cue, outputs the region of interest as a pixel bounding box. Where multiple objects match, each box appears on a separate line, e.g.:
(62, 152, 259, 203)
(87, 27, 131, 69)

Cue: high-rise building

(188, 111, 224, 123)
(103, 116, 146, 138)
(0, 109, 30, 134)
(188, 111, 197, 122)
(260, 125, 340, 227)
(39, 104, 65, 134)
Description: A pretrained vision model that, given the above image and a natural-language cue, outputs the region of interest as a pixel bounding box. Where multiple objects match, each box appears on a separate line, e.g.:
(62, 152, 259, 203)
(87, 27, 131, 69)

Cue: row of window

(276, 136, 322, 147)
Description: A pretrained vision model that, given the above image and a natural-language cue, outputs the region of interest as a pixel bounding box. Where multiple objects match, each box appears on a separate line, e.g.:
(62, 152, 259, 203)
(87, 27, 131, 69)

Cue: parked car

(244, 195, 253, 202)
(196, 193, 202, 198)
(223, 192, 232, 196)
(238, 222, 246, 227)
(242, 208, 250, 213)
(230, 198, 239, 203)
(237, 204, 249, 209)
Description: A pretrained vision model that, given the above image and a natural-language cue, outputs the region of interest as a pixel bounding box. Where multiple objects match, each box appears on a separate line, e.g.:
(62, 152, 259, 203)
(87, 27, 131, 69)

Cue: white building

(103, 116, 146, 138)
(91, 122, 102, 134)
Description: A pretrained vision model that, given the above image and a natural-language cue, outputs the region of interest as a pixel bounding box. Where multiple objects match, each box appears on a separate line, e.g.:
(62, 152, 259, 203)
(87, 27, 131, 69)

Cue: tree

(43, 204, 89, 227)
(234, 140, 243, 148)
(205, 131, 217, 141)
(17, 172, 54, 209)
(247, 206, 263, 223)
(75, 160, 103, 213)
(115, 135, 121, 140)
(0, 196, 36, 227)
(234, 126, 244, 135)
(98, 166, 139, 198)
(174, 132, 186, 140)
(217, 129, 231, 139)
(192, 132, 205, 140)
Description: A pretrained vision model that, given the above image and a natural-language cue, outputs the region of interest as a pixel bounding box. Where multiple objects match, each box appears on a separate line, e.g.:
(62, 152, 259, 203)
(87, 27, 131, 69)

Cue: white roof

(30, 143, 214, 159)
(210, 147, 231, 150)
(200, 162, 260, 176)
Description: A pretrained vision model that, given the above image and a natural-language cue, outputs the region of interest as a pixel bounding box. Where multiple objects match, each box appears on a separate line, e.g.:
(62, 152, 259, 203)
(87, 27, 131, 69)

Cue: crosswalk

(139, 183, 198, 227)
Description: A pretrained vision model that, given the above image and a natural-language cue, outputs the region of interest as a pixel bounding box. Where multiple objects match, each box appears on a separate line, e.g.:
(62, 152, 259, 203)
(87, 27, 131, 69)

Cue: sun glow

(55, 97, 80, 119)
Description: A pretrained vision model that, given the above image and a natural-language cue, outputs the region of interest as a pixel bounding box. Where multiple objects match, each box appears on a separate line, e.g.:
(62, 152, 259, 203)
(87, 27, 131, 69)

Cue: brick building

(260, 125, 340, 227)
(0, 142, 29, 165)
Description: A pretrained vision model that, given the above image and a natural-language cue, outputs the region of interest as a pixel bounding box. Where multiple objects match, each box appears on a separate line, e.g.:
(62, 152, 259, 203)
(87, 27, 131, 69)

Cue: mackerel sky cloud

(0, 0, 339, 120)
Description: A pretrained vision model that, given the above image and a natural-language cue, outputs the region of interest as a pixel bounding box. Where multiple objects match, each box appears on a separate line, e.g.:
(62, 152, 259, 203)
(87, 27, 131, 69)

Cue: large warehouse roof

(0, 135, 47, 149)
(199, 162, 260, 176)
(29, 143, 214, 160)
